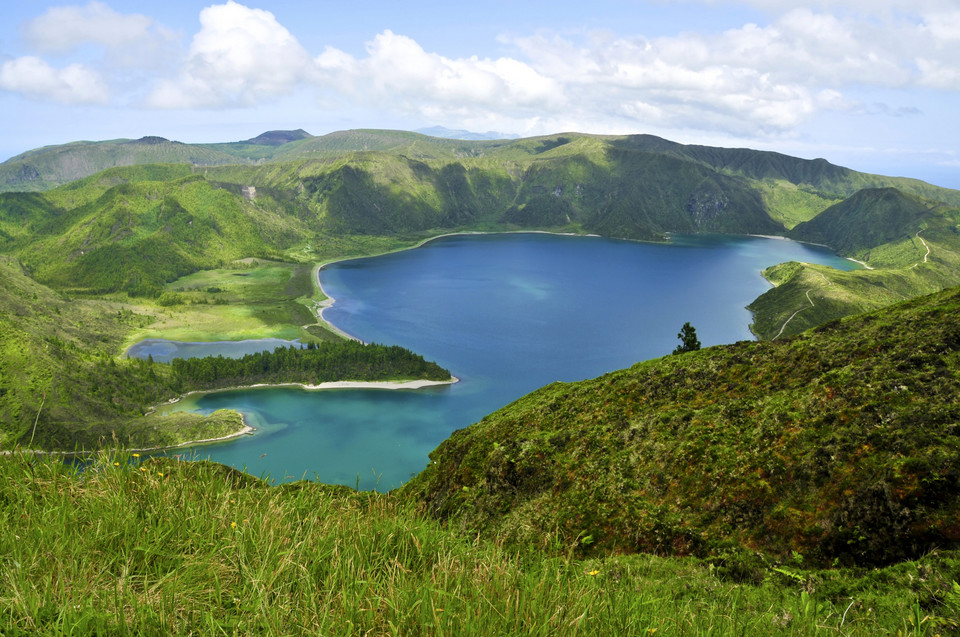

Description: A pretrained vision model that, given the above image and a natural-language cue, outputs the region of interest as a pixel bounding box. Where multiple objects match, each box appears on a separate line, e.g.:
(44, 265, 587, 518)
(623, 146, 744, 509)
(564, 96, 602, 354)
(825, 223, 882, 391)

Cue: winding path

(773, 271, 832, 340)
(909, 230, 930, 269)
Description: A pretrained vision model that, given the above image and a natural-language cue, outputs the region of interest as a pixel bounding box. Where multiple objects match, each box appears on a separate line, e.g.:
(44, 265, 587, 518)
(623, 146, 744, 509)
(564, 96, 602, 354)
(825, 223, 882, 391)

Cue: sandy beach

(162, 376, 459, 408)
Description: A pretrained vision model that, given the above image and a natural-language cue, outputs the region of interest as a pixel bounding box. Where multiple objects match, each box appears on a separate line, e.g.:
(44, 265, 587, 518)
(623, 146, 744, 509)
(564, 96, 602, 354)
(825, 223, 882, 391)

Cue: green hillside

(0, 137, 245, 192)
(402, 286, 960, 567)
(0, 255, 245, 449)
(4, 453, 958, 634)
(10, 173, 308, 296)
(789, 188, 955, 255)
(612, 135, 960, 209)
(748, 189, 960, 339)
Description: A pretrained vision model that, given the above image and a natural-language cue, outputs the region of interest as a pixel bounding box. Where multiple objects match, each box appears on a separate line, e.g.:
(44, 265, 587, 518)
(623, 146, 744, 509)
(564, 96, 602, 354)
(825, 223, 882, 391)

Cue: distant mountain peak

(415, 126, 519, 141)
(129, 136, 171, 145)
(241, 129, 312, 146)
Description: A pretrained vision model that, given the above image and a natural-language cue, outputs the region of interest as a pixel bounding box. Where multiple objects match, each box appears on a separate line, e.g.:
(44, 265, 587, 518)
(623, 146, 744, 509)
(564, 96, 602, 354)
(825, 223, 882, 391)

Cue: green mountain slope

(6, 128, 959, 212)
(402, 286, 960, 566)
(205, 138, 783, 240)
(0, 137, 245, 192)
(612, 135, 960, 208)
(11, 173, 309, 295)
(789, 188, 954, 255)
(748, 188, 960, 339)
(0, 256, 245, 449)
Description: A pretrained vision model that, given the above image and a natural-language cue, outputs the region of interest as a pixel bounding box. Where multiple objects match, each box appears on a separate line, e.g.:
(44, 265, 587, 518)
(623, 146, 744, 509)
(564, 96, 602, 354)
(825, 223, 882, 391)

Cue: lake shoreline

(2, 423, 257, 458)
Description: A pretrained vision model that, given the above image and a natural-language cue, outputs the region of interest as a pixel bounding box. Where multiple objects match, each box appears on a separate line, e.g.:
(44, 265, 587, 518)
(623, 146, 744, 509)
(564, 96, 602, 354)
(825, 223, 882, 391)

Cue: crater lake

(162, 233, 858, 489)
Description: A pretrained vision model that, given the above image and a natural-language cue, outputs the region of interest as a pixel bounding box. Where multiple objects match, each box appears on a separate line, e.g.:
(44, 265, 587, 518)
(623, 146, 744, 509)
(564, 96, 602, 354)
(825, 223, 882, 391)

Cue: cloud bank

(1, 1, 959, 139)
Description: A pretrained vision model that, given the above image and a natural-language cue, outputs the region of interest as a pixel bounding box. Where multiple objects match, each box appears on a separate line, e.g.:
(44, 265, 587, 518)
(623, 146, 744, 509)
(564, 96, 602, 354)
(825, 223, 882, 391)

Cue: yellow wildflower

(587, 570, 600, 576)
(139, 467, 146, 472)
(113, 462, 120, 467)
(231, 521, 237, 529)
(132, 453, 140, 458)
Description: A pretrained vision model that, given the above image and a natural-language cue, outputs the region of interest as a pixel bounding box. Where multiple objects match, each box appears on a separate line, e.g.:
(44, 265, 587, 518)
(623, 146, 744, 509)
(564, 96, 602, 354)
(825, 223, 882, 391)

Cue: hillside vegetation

(402, 286, 960, 567)
(750, 189, 960, 339)
(0, 255, 241, 449)
(0, 137, 246, 191)
(2, 451, 959, 634)
(0, 255, 450, 451)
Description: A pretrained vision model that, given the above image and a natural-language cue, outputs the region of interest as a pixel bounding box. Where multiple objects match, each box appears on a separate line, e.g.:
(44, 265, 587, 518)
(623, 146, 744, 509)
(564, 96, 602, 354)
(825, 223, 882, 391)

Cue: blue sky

(2, 1, 958, 188)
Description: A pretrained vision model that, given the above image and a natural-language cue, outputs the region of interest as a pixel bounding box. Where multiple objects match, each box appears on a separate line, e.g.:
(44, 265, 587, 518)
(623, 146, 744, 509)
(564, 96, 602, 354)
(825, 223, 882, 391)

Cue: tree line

(169, 341, 450, 390)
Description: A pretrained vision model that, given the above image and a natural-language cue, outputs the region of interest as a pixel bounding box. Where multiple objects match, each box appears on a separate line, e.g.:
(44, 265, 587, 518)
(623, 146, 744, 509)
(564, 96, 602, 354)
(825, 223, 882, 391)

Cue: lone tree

(673, 322, 701, 354)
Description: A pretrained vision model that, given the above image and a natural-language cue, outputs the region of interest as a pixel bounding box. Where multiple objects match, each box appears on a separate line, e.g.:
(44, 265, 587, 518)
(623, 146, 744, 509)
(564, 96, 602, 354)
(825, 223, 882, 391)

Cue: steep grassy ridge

(205, 138, 784, 241)
(613, 135, 960, 207)
(403, 286, 960, 566)
(789, 188, 958, 256)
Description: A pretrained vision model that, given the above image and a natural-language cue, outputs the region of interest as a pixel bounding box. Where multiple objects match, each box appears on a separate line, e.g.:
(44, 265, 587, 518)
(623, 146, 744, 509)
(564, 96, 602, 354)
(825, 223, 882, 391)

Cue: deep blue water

(160, 233, 857, 489)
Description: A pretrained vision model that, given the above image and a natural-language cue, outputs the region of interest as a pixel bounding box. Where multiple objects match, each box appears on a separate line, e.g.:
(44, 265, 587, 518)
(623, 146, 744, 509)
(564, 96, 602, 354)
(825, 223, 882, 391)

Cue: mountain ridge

(4, 129, 959, 206)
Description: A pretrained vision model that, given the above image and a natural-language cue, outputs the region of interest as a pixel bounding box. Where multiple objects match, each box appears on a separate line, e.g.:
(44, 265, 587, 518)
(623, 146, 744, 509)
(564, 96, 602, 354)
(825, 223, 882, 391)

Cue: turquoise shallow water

(158, 233, 858, 489)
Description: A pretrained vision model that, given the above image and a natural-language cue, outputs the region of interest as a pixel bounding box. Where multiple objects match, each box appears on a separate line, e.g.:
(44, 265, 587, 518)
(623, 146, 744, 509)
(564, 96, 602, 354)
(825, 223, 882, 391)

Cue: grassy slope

(0, 256, 244, 450)
(0, 138, 245, 192)
(205, 136, 784, 241)
(11, 173, 308, 295)
(789, 188, 957, 255)
(131, 261, 322, 344)
(750, 190, 960, 339)
(1, 452, 958, 635)
(402, 286, 960, 567)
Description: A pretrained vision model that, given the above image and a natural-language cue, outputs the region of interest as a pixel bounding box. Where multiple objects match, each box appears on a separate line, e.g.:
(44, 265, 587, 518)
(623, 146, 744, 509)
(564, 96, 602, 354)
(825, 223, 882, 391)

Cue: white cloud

(499, 2, 960, 136)
(683, 0, 957, 12)
(0, 56, 108, 104)
(21, 1, 177, 68)
(145, 1, 313, 108)
(315, 30, 563, 115)
(6, 0, 959, 142)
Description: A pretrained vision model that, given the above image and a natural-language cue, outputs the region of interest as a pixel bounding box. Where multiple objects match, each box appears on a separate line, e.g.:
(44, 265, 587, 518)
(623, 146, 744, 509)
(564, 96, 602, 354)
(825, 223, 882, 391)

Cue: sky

(1, 0, 958, 188)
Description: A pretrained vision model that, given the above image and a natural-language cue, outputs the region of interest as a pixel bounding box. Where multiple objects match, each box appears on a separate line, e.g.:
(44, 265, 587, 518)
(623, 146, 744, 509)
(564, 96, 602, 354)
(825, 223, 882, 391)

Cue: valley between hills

(2, 129, 960, 633)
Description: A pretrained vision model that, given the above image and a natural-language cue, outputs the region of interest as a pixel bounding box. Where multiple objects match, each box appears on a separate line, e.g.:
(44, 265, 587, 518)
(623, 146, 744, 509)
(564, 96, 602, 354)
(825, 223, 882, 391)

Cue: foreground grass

(1, 452, 957, 635)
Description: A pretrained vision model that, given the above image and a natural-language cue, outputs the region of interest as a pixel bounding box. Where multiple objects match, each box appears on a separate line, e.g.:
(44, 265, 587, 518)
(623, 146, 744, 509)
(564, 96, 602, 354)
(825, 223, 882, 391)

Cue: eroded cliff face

(687, 189, 730, 226)
(3, 164, 40, 188)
